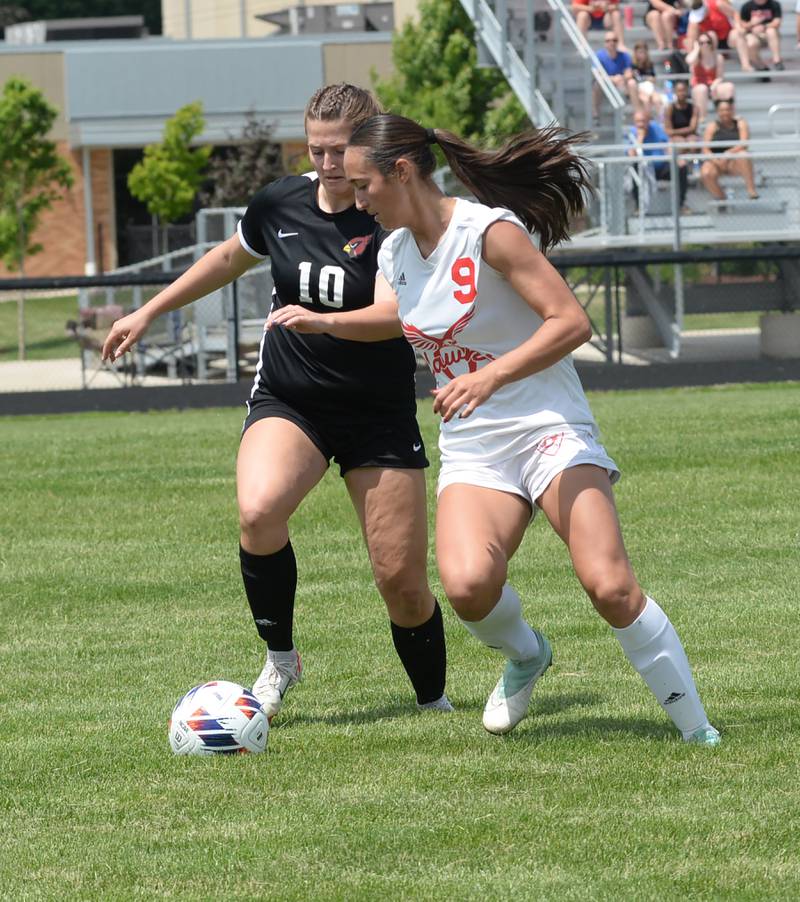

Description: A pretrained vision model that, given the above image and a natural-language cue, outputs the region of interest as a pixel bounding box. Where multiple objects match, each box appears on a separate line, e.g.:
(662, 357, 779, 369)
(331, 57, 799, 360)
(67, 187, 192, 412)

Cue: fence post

(227, 279, 240, 383)
(669, 143, 683, 359)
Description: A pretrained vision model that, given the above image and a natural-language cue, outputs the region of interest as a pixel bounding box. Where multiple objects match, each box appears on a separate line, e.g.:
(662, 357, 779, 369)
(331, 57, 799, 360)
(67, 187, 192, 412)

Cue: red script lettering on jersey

(402, 306, 495, 380)
(451, 257, 477, 304)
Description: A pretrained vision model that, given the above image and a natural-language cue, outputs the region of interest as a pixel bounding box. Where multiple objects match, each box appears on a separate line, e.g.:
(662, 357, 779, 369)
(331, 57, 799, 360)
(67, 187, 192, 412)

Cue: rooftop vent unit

(258, 3, 393, 36)
(5, 16, 146, 45)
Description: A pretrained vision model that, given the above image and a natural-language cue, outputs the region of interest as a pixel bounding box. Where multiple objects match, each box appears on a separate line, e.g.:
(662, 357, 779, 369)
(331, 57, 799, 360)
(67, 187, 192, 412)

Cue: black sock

(390, 600, 447, 705)
(239, 542, 296, 650)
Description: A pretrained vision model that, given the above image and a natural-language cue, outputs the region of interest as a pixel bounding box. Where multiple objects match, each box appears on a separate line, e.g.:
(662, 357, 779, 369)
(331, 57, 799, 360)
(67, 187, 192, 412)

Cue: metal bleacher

(461, 0, 800, 247)
(460, 0, 800, 359)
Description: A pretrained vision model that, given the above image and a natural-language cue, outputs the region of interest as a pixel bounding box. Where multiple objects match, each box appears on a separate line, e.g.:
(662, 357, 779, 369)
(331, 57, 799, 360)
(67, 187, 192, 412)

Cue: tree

(372, 0, 530, 146)
(127, 101, 211, 255)
(199, 112, 285, 209)
(0, 6, 29, 32)
(0, 76, 73, 359)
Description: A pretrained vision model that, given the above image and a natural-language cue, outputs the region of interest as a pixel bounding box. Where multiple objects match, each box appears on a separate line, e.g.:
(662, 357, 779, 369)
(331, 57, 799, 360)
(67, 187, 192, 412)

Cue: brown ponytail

(348, 114, 592, 252)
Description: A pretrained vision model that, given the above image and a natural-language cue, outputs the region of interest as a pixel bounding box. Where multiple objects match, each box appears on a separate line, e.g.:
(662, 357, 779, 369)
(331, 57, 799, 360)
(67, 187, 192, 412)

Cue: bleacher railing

(768, 103, 800, 139)
(546, 0, 626, 141)
(581, 139, 800, 248)
(458, 0, 557, 125)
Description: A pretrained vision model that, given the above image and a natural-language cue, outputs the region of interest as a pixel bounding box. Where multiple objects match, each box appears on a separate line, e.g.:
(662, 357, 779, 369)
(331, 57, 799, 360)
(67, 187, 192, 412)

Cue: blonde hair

(304, 83, 382, 132)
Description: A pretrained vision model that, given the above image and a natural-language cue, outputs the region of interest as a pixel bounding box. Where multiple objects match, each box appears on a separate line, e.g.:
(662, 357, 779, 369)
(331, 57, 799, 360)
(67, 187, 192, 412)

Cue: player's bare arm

(102, 234, 258, 361)
(266, 273, 402, 341)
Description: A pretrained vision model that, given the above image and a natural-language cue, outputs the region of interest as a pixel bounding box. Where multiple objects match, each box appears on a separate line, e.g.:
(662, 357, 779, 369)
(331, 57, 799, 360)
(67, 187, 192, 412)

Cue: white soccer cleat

(482, 631, 552, 735)
(252, 648, 302, 721)
(417, 693, 455, 712)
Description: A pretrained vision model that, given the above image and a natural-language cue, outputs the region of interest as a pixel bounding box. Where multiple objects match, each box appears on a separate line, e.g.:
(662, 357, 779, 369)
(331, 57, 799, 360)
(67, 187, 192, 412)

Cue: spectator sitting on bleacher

(685, 0, 737, 50)
(734, 0, 784, 72)
(627, 109, 690, 210)
(686, 34, 735, 121)
(700, 99, 759, 199)
(796, 0, 800, 48)
(664, 79, 701, 145)
(573, 0, 626, 48)
(594, 31, 638, 120)
(645, 0, 683, 49)
(631, 41, 667, 115)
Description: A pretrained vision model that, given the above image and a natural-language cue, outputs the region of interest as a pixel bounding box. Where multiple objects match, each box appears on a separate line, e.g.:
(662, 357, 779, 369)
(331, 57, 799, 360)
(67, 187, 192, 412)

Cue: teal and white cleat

(686, 725, 721, 747)
(482, 631, 552, 735)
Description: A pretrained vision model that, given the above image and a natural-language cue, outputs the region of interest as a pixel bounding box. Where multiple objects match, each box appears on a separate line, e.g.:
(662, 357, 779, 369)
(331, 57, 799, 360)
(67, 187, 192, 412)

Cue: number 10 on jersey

(298, 262, 345, 308)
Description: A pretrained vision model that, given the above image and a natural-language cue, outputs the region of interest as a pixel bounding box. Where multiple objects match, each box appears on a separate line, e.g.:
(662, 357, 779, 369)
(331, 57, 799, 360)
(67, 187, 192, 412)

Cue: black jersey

(239, 174, 417, 416)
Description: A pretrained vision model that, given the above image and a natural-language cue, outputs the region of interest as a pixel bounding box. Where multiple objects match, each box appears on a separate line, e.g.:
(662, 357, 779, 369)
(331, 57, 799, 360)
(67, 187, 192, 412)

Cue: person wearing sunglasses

(685, 33, 735, 122)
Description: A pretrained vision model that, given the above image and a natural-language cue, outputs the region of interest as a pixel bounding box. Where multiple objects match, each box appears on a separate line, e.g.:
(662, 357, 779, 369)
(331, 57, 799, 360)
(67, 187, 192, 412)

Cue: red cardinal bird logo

(343, 235, 372, 258)
(402, 306, 494, 379)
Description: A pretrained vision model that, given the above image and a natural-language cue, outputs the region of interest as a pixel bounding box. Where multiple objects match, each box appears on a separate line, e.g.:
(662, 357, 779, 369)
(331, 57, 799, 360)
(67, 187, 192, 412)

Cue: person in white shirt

(329, 113, 718, 745)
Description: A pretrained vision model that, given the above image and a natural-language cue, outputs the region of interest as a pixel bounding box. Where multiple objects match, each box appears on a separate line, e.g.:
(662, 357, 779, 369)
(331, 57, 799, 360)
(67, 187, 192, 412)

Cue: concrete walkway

(3, 329, 795, 415)
(0, 356, 181, 393)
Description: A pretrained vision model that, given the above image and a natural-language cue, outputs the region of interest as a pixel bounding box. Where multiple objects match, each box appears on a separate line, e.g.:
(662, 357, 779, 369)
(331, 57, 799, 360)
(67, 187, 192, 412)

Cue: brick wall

(0, 144, 116, 279)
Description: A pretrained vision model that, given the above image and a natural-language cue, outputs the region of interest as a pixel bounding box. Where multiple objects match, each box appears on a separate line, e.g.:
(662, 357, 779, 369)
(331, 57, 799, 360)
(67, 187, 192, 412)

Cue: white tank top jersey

(377, 198, 599, 464)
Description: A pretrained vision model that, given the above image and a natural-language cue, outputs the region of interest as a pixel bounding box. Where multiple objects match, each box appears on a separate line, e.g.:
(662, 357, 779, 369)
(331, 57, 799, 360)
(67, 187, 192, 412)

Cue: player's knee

(440, 558, 507, 620)
(587, 576, 643, 625)
(373, 565, 429, 620)
(238, 500, 287, 545)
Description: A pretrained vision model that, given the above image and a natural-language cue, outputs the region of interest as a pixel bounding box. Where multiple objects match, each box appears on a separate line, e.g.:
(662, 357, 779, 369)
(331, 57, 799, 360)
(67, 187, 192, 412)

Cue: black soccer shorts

(242, 389, 429, 476)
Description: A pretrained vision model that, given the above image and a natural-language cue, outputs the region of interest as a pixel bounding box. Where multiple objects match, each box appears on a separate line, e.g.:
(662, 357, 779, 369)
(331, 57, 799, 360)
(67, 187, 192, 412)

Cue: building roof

(0, 32, 392, 147)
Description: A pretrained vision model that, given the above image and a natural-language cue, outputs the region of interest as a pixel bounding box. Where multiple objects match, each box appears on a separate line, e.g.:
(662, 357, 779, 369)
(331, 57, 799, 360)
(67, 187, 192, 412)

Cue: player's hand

(432, 368, 500, 423)
(102, 308, 152, 361)
(266, 305, 330, 334)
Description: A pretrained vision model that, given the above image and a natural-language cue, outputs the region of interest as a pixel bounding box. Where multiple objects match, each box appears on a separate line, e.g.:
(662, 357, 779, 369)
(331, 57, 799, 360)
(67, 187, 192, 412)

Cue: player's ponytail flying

(348, 114, 593, 253)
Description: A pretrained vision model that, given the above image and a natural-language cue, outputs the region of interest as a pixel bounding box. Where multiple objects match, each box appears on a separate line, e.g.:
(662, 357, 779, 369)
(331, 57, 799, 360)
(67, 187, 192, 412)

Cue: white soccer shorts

(437, 426, 620, 515)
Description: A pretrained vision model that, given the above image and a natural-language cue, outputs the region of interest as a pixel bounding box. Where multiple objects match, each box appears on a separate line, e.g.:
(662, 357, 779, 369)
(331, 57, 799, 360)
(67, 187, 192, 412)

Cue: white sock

(458, 584, 540, 662)
(612, 596, 711, 739)
(267, 648, 297, 665)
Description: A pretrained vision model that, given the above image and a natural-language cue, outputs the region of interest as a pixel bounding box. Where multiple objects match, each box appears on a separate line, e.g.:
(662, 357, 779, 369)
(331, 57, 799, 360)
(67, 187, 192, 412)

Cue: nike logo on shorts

(277, 229, 299, 238)
(412, 442, 422, 452)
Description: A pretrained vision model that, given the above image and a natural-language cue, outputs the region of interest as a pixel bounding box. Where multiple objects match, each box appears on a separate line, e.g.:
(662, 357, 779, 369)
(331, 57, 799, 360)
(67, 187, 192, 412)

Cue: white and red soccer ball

(169, 680, 268, 756)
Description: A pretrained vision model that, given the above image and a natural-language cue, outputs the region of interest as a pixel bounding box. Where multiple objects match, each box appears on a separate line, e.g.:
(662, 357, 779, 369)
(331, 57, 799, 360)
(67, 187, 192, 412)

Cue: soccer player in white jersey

(101, 87, 451, 721)
(334, 113, 719, 745)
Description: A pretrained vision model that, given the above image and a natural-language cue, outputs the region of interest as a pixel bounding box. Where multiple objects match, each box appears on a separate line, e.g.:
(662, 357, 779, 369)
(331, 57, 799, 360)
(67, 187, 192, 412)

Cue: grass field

(0, 295, 79, 362)
(2, 384, 798, 900)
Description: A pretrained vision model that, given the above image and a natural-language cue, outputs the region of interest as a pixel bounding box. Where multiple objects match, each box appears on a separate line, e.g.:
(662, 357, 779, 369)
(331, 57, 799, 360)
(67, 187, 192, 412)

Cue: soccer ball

(168, 680, 268, 756)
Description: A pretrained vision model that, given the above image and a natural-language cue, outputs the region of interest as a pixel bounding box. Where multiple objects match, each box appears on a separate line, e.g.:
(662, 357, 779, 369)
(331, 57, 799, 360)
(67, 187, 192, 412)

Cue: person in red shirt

(572, 0, 626, 47)
(685, 34, 735, 121)
(685, 0, 738, 50)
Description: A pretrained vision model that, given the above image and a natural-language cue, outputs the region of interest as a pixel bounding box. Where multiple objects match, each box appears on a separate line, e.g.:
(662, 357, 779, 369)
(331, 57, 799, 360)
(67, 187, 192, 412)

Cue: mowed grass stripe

(1, 383, 798, 900)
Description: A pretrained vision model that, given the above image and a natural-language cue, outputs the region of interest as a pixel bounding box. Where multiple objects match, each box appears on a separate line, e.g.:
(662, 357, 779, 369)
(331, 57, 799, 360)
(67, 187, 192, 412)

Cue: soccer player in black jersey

(102, 84, 451, 720)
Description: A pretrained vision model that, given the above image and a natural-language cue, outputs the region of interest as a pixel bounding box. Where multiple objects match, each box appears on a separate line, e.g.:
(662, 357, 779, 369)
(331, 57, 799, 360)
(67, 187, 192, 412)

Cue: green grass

(580, 294, 761, 339)
(2, 384, 799, 900)
(0, 295, 80, 362)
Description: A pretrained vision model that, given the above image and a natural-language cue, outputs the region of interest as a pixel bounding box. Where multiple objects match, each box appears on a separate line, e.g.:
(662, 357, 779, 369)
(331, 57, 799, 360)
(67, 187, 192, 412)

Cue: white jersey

(378, 198, 599, 464)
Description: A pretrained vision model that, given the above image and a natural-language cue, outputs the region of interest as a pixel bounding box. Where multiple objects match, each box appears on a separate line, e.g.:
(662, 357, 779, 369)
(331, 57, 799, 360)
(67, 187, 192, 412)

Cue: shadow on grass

(274, 700, 421, 728)
(507, 713, 675, 743)
(0, 335, 77, 360)
(278, 690, 681, 744)
(277, 691, 603, 729)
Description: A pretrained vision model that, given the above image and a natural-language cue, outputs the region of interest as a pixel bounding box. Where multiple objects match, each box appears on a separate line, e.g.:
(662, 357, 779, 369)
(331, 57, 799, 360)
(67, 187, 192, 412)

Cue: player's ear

(394, 157, 413, 183)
